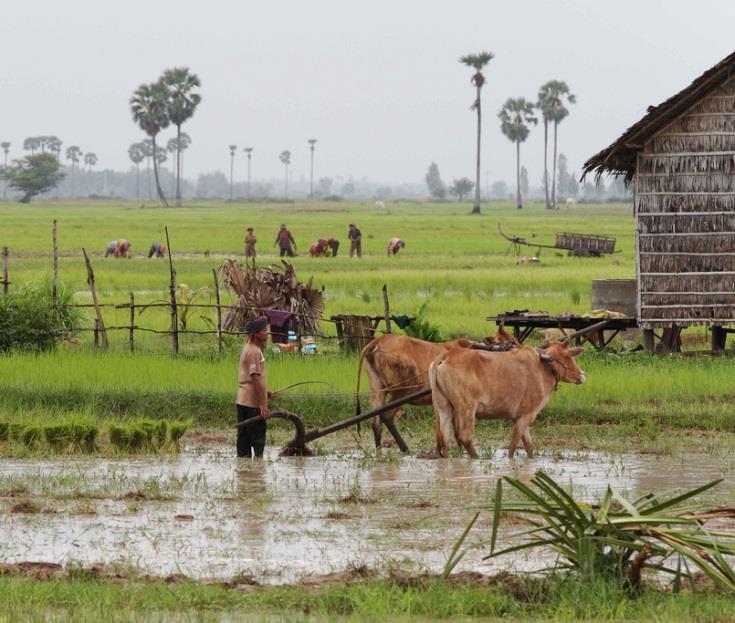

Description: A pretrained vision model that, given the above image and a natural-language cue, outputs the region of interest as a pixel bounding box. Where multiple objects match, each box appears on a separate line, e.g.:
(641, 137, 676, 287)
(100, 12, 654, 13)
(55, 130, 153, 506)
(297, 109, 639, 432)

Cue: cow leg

(521, 428, 534, 458)
(508, 417, 531, 458)
(365, 366, 387, 448)
(454, 408, 479, 459)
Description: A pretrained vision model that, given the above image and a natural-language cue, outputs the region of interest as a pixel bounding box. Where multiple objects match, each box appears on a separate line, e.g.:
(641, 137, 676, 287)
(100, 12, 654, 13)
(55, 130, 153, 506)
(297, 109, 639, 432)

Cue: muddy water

(1, 445, 733, 584)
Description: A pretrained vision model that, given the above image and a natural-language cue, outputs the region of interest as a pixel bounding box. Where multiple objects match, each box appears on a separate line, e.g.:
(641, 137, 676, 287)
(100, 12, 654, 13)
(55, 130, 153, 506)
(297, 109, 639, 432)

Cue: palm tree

(166, 137, 178, 195)
(128, 142, 146, 200)
(538, 80, 576, 209)
(229, 144, 237, 201)
(84, 152, 98, 172)
(308, 138, 317, 198)
(65, 145, 82, 198)
(46, 136, 63, 161)
(130, 81, 170, 207)
(243, 147, 253, 200)
(498, 98, 537, 209)
(23, 137, 40, 155)
(160, 67, 201, 207)
(1, 142, 9, 199)
(460, 51, 494, 214)
(279, 150, 291, 199)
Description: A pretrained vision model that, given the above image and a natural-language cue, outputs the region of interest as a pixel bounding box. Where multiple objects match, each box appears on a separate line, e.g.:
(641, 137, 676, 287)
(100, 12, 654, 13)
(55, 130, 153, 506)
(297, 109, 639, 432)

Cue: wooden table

(487, 314, 637, 351)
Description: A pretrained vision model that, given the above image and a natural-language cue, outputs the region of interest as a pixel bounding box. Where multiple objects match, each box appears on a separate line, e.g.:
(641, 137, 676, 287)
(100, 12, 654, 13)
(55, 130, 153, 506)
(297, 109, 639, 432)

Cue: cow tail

(355, 338, 377, 416)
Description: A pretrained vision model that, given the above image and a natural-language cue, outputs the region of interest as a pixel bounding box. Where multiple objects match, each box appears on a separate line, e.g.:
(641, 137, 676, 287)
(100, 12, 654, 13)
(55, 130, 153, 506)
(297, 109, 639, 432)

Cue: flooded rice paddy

(2, 442, 734, 585)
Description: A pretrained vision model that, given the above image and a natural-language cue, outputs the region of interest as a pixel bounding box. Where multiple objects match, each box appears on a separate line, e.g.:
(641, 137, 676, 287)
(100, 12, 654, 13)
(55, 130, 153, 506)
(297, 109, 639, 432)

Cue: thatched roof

(582, 50, 735, 181)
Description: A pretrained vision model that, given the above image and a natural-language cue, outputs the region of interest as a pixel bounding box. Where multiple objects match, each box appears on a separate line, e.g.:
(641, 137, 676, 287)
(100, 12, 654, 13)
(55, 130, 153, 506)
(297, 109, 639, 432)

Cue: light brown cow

(428, 341, 585, 459)
(355, 327, 520, 448)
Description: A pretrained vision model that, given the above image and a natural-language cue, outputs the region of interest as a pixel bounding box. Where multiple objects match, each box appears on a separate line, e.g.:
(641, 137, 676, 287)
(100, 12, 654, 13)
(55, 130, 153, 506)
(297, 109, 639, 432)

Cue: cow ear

(568, 347, 584, 357)
(539, 352, 553, 363)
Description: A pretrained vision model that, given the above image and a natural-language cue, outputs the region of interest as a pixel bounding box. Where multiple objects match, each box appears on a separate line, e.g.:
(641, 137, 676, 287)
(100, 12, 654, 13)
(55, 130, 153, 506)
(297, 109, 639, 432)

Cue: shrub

(403, 302, 442, 342)
(0, 280, 82, 352)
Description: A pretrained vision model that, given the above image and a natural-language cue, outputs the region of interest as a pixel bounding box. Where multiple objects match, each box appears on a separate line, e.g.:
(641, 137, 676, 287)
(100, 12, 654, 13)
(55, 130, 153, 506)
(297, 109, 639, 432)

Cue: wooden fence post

(165, 227, 179, 355)
(383, 284, 392, 334)
(83, 248, 108, 349)
(129, 292, 135, 352)
(52, 220, 58, 307)
(2, 246, 8, 295)
(212, 268, 222, 353)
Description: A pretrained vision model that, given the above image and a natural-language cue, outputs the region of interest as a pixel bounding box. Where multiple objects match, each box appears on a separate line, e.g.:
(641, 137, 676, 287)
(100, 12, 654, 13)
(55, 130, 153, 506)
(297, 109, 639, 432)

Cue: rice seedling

(0, 422, 8, 441)
(169, 420, 191, 447)
(19, 425, 43, 449)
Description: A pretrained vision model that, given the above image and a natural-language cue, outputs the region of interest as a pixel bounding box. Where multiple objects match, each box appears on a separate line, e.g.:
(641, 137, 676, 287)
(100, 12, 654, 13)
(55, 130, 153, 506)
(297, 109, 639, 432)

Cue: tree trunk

(152, 136, 169, 207)
(175, 124, 182, 207)
(471, 83, 482, 214)
(284, 164, 288, 199)
(135, 163, 139, 200)
(70, 162, 75, 199)
(543, 119, 550, 209)
(552, 120, 558, 210)
(247, 156, 251, 201)
(309, 148, 314, 199)
(147, 157, 152, 200)
(229, 154, 234, 201)
(516, 139, 522, 209)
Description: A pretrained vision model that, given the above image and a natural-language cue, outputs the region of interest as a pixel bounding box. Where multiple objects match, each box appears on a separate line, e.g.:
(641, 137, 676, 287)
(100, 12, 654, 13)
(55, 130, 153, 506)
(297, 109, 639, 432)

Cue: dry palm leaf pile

(219, 259, 324, 335)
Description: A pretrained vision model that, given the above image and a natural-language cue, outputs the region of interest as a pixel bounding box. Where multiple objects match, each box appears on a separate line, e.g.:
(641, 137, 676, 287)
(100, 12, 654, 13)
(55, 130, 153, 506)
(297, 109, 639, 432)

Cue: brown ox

(428, 341, 585, 459)
(355, 327, 520, 448)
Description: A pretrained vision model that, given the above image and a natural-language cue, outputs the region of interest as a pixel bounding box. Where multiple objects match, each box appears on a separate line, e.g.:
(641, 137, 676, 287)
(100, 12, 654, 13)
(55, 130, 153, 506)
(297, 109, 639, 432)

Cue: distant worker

(148, 242, 166, 258)
(274, 224, 296, 257)
(106, 239, 131, 258)
(387, 237, 405, 256)
(244, 227, 257, 260)
(308, 237, 339, 257)
(236, 316, 272, 459)
(348, 223, 362, 258)
(115, 240, 132, 258)
(105, 241, 117, 257)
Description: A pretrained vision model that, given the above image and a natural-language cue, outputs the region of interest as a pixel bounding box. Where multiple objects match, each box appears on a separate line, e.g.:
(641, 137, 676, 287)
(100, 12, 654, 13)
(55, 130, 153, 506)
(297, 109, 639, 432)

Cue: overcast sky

(2, 0, 734, 189)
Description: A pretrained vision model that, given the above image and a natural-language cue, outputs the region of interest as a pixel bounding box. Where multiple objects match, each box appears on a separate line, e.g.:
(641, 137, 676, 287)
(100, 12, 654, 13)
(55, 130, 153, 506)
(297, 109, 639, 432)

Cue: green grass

(0, 573, 733, 622)
(0, 200, 636, 344)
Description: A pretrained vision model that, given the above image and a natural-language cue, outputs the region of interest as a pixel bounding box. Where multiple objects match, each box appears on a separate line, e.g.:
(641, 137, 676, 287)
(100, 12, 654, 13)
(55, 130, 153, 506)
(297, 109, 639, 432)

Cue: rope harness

(536, 348, 566, 390)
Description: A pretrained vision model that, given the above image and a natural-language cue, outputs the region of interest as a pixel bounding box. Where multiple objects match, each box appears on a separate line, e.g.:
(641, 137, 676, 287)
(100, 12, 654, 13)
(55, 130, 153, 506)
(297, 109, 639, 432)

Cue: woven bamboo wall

(635, 77, 735, 328)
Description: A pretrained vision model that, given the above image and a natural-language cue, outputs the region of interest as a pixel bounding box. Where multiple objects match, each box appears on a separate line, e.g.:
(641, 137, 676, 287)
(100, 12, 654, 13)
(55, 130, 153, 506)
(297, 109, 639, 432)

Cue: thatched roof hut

(583, 50, 735, 333)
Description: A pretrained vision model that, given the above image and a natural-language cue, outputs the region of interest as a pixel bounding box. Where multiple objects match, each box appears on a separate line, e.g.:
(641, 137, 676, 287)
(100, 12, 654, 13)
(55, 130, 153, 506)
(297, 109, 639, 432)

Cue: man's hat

(247, 227, 254, 231)
(280, 223, 286, 228)
(245, 316, 269, 334)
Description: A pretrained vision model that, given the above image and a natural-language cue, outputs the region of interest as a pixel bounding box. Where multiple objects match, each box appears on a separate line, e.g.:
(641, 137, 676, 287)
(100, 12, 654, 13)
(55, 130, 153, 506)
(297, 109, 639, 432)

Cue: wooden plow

(236, 388, 431, 456)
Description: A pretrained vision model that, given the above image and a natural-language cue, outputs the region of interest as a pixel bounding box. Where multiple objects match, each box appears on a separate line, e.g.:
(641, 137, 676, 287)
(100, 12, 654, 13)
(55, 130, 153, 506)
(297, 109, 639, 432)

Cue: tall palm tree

(538, 80, 576, 209)
(460, 51, 494, 214)
(130, 81, 170, 207)
(307, 138, 317, 198)
(161, 67, 201, 207)
(140, 139, 152, 199)
(243, 147, 253, 200)
(65, 145, 82, 198)
(84, 152, 98, 172)
(228, 144, 237, 201)
(498, 98, 537, 209)
(128, 142, 146, 200)
(1, 142, 9, 199)
(279, 150, 291, 199)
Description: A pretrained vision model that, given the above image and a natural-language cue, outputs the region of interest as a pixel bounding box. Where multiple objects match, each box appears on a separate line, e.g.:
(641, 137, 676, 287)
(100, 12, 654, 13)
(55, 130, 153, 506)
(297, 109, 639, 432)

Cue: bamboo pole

(52, 220, 58, 307)
(2, 246, 8, 295)
(382, 284, 392, 333)
(82, 248, 108, 349)
(165, 227, 179, 354)
(129, 292, 135, 352)
(212, 268, 222, 353)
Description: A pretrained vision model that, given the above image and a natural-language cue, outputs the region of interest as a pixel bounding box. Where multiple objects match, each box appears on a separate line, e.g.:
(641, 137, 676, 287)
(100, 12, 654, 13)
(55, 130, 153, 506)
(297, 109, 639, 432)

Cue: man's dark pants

(237, 404, 267, 458)
(279, 246, 294, 257)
